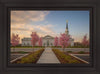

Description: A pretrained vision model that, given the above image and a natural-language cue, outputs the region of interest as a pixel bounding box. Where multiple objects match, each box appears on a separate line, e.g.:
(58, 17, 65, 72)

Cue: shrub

(78, 51, 85, 54)
(68, 59, 80, 64)
(67, 51, 72, 53)
(52, 49, 81, 64)
(11, 46, 45, 48)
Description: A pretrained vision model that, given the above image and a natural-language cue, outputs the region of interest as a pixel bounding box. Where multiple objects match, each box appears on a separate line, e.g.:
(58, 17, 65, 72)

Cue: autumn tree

(31, 32, 39, 51)
(54, 36, 58, 47)
(59, 33, 70, 51)
(38, 37, 42, 46)
(11, 33, 20, 51)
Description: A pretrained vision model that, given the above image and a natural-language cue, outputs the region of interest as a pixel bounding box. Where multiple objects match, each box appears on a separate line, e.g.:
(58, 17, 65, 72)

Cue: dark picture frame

(0, 0, 100, 74)
(8, 7, 92, 66)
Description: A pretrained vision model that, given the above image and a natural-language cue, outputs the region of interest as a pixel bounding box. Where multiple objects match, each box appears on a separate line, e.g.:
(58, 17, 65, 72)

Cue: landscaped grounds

(52, 49, 86, 64)
(12, 49, 44, 64)
(10, 11, 90, 64)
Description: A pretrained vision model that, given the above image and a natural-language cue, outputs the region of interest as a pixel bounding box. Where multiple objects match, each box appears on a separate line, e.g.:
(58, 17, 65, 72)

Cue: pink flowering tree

(59, 33, 70, 51)
(38, 37, 42, 46)
(31, 32, 39, 51)
(11, 33, 20, 51)
(82, 34, 89, 48)
(54, 36, 58, 47)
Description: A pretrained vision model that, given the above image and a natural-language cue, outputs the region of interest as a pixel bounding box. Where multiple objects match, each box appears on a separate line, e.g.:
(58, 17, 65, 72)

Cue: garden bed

(66, 51, 89, 54)
(12, 49, 44, 64)
(11, 51, 29, 54)
(52, 49, 86, 64)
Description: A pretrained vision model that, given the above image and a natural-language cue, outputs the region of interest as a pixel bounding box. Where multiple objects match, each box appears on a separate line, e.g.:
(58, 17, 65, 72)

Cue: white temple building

(21, 21, 74, 46)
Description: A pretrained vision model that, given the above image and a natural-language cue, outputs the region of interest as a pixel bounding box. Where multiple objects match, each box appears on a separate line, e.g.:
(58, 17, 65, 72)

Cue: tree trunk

(63, 48, 65, 52)
(84, 45, 85, 51)
(13, 46, 15, 52)
(84, 48, 85, 52)
(33, 46, 34, 52)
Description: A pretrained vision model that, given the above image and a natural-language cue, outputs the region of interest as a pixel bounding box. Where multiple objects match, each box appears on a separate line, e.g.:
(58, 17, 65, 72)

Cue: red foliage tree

(11, 33, 20, 51)
(54, 36, 58, 46)
(59, 33, 70, 51)
(38, 37, 42, 46)
(31, 32, 39, 51)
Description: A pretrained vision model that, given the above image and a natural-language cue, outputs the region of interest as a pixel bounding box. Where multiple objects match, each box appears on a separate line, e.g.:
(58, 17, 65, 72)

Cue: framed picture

(0, 0, 99, 74)
(10, 10, 91, 65)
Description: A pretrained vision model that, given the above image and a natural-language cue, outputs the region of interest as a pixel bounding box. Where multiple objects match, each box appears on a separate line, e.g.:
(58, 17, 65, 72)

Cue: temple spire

(66, 20, 68, 29)
(65, 20, 69, 35)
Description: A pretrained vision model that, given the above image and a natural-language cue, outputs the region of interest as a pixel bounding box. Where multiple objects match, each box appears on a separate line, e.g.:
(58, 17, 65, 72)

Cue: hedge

(11, 46, 45, 48)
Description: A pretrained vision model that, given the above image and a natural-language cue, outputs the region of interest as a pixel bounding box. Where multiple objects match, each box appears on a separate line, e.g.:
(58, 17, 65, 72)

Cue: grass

(51, 46, 89, 48)
(11, 46, 89, 48)
(12, 49, 44, 64)
(11, 46, 45, 48)
(78, 51, 85, 54)
(11, 51, 29, 54)
(67, 51, 73, 53)
(52, 49, 84, 64)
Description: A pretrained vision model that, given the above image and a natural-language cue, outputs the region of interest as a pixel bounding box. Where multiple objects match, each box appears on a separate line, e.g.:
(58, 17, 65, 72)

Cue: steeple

(66, 20, 68, 29)
(65, 20, 69, 35)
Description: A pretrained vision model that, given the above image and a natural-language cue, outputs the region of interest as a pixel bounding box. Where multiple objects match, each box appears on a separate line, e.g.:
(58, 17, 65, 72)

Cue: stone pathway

(37, 47, 60, 63)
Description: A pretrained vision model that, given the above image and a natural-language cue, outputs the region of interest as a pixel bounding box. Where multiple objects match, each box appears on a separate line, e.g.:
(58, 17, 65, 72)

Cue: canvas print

(10, 10, 90, 64)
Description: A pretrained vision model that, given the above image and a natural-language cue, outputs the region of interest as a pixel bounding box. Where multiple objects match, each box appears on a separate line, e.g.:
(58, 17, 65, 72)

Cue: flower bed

(52, 49, 85, 64)
(12, 49, 44, 64)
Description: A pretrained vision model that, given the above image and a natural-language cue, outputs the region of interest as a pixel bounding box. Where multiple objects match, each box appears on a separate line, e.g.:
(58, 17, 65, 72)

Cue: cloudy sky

(11, 10, 89, 43)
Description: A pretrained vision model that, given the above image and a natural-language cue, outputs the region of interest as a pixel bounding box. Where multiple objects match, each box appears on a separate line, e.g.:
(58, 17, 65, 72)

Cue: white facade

(21, 35, 55, 46)
(69, 38, 74, 46)
(42, 35, 54, 46)
(21, 21, 74, 46)
(22, 38, 31, 46)
(21, 35, 74, 46)
(21, 35, 74, 47)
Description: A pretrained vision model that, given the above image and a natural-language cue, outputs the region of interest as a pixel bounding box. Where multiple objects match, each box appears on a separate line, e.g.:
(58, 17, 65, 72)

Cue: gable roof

(43, 35, 54, 39)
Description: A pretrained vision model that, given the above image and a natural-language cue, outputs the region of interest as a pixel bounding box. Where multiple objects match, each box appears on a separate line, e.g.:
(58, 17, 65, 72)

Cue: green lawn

(11, 51, 29, 54)
(11, 46, 89, 48)
(11, 46, 45, 48)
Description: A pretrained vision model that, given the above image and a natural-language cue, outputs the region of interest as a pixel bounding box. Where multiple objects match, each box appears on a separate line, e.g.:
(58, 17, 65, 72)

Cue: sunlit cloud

(11, 10, 51, 43)
(11, 23, 58, 43)
(11, 11, 49, 25)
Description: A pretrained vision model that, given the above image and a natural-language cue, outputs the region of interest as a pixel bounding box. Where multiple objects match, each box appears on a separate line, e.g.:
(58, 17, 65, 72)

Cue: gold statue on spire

(66, 20, 68, 23)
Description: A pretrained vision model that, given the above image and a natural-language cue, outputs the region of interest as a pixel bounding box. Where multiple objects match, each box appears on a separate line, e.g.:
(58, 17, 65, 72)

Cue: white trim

(10, 54, 28, 63)
(69, 54, 89, 64)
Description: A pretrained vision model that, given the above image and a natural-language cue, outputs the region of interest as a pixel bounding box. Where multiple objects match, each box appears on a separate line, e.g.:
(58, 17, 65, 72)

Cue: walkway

(37, 47, 60, 63)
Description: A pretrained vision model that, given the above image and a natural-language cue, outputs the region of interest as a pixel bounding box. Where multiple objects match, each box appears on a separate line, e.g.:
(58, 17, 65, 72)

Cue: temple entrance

(47, 40, 49, 47)
(42, 35, 54, 47)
